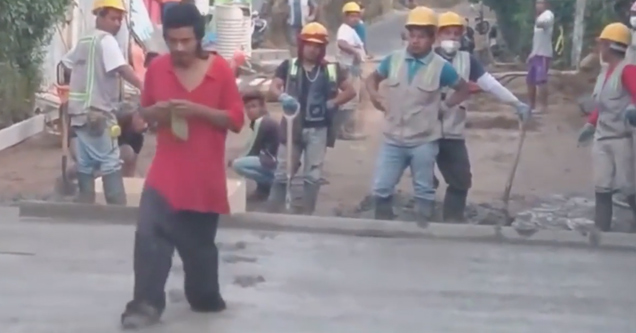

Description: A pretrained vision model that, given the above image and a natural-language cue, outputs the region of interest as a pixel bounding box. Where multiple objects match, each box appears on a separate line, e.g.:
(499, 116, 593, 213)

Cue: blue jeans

(372, 140, 439, 202)
(73, 125, 121, 176)
(232, 156, 274, 186)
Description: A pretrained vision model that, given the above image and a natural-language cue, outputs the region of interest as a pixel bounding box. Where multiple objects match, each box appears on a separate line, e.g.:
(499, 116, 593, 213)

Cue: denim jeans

(232, 156, 274, 186)
(73, 125, 121, 176)
(372, 140, 439, 201)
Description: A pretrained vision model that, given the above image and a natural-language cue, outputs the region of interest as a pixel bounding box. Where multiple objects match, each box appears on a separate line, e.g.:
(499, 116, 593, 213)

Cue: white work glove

(513, 101, 532, 122)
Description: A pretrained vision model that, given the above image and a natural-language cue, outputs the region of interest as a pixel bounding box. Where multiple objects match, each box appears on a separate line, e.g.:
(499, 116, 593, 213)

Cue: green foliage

(476, 0, 631, 65)
(0, 0, 71, 126)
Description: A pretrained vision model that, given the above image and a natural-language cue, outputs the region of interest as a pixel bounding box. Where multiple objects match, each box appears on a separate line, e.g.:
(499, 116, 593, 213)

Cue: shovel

(283, 105, 300, 212)
(495, 120, 527, 238)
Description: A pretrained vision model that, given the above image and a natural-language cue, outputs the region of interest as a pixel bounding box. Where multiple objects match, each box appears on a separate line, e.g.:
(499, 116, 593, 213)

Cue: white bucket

(216, 4, 251, 59)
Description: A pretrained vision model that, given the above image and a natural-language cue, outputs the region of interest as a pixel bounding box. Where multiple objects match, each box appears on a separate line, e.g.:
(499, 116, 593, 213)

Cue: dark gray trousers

(129, 187, 220, 313)
(436, 138, 472, 191)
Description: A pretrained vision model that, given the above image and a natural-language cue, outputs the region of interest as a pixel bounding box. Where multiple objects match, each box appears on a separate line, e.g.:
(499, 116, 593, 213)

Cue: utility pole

(571, 0, 587, 69)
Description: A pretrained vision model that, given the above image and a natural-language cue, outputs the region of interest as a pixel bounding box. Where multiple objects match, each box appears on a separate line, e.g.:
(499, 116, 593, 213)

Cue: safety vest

(67, 30, 120, 127)
(285, 58, 338, 124)
(385, 50, 445, 146)
(441, 50, 471, 139)
(592, 59, 632, 140)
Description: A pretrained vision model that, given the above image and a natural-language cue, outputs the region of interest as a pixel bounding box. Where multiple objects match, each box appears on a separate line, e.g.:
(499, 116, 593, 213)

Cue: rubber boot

(102, 170, 127, 205)
(374, 196, 394, 220)
(442, 188, 468, 223)
(266, 182, 287, 213)
(415, 198, 435, 228)
(247, 183, 271, 201)
(76, 172, 96, 204)
(594, 192, 613, 232)
(625, 195, 636, 233)
(301, 182, 321, 215)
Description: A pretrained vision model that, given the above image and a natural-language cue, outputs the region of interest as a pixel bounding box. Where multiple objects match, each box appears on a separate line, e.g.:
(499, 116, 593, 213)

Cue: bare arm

(269, 77, 285, 100)
(365, 71, 384, 99)
(117, 65, 143, 90)
(331, 68, 356, 106)
(445, 78, 471, 108)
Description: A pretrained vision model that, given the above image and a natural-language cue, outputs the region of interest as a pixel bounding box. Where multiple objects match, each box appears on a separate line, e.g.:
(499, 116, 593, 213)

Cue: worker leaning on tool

(61, 0, 143, 205)
(576, 23, 636, 233)
(433, 11, 532, 222)
(365, 7, 471, 227)
(268, 22, 356, 215)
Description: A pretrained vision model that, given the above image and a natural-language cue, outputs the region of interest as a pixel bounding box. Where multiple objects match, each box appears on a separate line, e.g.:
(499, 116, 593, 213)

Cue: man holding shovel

(61, 0, 143, 205)
(577, 22, 636, 234)
(434, 11, 531, 222)
(268, 22, 356, 215)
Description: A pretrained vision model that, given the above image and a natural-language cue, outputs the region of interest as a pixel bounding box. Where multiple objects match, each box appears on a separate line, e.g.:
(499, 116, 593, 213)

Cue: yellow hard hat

(92, 0, 127, 14)
(438, 11, 464, 29)
(300, 22, 329, 44)
(598, 22, 631, 45)
(342, 2, 361, 13)
(405, 6, 437, 27)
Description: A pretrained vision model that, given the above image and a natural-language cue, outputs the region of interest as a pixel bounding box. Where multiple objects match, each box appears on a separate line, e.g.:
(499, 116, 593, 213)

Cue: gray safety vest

(592, 60, 632, 141)
(441, 51, 471, 139)
(67, 30, 121, 127)
(385, 50, 445, 146)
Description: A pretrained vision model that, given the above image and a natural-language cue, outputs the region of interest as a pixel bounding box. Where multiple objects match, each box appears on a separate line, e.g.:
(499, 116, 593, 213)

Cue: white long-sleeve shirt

(531, 9, 554, 58)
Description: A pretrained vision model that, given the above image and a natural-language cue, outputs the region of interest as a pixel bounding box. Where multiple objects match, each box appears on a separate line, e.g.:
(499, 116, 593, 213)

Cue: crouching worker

(61, 0, 143, 204)
(229, 90, 280, 201)
(268, 22, 356, 215)
(576, 22, 636, 233)
(434, 11, 531, 222)
(365, 6, 470, 227)
(120, 3, 244, 329)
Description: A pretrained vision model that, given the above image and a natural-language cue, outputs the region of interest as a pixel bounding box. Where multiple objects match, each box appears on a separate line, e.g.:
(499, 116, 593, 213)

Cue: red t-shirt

(587, 64, 636, 125)
(141, 54, 245, 214)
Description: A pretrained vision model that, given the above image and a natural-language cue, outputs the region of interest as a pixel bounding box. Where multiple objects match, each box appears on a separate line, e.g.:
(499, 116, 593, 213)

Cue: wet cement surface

(1, 219, 635, 332)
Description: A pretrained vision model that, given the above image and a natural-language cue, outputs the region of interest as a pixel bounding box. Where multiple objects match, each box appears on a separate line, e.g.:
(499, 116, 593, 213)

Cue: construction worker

(577, 22, 636, 233)
(434, 11, 531, 222)
(365, 7, 471, 226)
(336, 2, 366, 140)
(61, 0, 143, 205)
(526, 0, 554, 114)
(268, 22, 356, 215)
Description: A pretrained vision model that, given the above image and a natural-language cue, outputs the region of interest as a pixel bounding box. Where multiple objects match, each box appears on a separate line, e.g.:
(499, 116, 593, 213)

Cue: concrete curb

(13, 201, 636, 252)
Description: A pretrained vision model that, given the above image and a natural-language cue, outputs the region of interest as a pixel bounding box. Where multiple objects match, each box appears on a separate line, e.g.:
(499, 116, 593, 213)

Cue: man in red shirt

(120, 3, 244, 329)
(576, 22, 636, 234)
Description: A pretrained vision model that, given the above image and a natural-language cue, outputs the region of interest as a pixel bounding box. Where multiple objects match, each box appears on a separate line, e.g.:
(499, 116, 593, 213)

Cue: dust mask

(440, 40, 460, 54)
(631, 16, 636, 28)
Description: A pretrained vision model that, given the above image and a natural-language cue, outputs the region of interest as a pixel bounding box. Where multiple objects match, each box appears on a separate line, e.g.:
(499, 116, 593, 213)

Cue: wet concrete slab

(1, 219, 635, 333)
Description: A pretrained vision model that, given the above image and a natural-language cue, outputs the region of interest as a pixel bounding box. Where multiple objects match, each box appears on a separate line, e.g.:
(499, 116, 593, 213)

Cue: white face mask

(440, 40, 460, 54)
(630, 16, 636, 28)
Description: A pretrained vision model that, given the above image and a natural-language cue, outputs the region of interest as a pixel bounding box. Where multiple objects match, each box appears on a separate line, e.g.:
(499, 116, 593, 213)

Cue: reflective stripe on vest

(289, 58, 337, 82)
(68, 35, 100, 108)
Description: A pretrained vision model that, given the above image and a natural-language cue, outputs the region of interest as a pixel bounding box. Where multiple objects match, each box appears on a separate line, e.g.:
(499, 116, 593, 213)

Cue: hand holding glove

(326, 99, 337, 110)
(278, 93, 299, 115)
(625, 106, 636, 126)
(577, 123, 595, 146)
(514, 101, 532, 122)
(350, 64, 362, 77)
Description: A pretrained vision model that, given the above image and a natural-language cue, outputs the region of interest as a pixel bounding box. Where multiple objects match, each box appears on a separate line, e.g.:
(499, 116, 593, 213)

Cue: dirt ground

(0, 66, 596, 221)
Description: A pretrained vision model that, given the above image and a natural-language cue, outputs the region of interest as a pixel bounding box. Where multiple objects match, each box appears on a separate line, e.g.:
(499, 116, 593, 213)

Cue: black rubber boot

(442, 188, 468, 223)
(102, 170, 127, 205)
(415, 198, 435, 228)
(625, 194, 636, 233)
(374, 196, 394, 220)
(301, 182, 321, 215)
(247, 183, 271, 201)
(75, 172, 96, 204)
(594, 192, 613, 232)
(266, 182, 287, 213)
